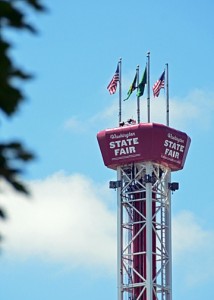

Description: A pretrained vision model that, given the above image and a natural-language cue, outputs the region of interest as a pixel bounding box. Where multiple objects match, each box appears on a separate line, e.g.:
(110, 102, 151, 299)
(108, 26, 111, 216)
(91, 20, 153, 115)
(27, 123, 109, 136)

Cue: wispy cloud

(63, 116, 88, 133)
(1, 172, 214, 285)
(63, 88, 214, 134)
(173, 210, 214, 287)
(0, 172, 116, 272)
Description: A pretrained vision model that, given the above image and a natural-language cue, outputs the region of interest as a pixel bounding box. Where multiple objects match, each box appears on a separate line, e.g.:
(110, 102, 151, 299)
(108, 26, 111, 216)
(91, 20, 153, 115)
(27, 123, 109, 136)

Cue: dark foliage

(0, 0, 45, 195)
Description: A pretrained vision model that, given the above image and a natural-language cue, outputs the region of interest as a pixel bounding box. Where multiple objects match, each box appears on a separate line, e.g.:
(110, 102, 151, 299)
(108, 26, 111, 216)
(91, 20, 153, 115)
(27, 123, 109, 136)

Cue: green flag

(137, 67, 147, 97)
(124, 73, 137, 101)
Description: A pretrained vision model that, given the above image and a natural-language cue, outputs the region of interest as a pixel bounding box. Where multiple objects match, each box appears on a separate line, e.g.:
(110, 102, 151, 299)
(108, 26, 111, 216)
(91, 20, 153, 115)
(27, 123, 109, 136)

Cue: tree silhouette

(0, 0, 46, 219)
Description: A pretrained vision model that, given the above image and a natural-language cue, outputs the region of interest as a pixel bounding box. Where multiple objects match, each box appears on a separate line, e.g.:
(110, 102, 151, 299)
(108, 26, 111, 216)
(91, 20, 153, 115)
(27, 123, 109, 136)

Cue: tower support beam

(117, 162, 172, 300)
(146, 162, 153, 300)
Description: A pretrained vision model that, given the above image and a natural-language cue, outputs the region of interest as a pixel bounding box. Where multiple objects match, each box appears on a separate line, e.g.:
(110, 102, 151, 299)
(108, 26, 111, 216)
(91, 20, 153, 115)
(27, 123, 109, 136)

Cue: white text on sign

(109, 138, 139, 156)
(164, 139, 184, 159)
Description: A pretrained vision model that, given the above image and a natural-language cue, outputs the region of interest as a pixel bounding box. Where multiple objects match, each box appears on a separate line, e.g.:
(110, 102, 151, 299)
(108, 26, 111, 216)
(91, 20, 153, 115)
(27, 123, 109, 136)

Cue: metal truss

(117, 162, 172, 300)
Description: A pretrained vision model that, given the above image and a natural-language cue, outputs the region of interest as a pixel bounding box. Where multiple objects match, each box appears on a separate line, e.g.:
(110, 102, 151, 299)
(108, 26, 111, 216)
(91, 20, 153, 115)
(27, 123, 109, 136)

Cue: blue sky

(0, 0, 214, 299)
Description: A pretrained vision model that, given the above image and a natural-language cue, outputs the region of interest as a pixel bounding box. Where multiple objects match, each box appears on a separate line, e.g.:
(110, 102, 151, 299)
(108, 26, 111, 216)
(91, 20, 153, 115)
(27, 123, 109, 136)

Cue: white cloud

(172, 210, 210, 257)
(169, 89, 214, 130)
(63, 116, 88, 133)
(0, 172, 116, 272)
(90, 88, 214, 131)
(1, 172, 214, 286)
(172, 210, 214, 286)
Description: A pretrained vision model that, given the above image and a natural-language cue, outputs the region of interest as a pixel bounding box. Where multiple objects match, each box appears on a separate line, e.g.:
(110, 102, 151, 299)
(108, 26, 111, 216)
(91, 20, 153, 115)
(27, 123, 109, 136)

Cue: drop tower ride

(97, 121, 191, 300)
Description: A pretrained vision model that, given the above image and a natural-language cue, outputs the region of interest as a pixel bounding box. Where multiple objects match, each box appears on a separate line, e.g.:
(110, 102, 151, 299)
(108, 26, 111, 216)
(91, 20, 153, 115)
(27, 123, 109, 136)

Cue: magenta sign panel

(97, 123, 191, 171)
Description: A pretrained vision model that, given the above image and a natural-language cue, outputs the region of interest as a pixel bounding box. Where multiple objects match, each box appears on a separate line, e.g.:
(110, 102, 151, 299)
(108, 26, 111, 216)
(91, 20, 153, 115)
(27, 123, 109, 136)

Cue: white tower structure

(97, 122, 191, 300)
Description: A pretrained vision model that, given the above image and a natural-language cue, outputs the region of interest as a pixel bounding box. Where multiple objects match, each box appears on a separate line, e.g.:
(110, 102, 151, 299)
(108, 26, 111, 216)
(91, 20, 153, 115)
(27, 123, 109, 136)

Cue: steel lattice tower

(97, 122, 190, 300)
(117, 162, 172, 300)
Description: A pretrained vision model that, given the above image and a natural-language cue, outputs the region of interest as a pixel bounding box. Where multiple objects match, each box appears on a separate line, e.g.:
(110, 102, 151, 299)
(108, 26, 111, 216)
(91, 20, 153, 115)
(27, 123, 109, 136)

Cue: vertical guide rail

(146, 162, 153, 300)
(165, 170, 172, 300)
(117, 167, 123, 300)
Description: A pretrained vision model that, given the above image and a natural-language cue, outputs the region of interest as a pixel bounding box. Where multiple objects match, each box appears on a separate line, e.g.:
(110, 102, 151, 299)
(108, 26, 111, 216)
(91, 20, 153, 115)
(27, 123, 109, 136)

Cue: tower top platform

(97, 122, 191, 171)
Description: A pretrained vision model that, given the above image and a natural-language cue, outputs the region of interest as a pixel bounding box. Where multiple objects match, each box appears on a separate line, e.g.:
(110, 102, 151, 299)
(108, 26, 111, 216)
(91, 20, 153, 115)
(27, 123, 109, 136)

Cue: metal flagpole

(166, 63, 169, 126)
(147, 52, 150, 123)
(136, 65, 140, 123)
(119, 58, 122, 125)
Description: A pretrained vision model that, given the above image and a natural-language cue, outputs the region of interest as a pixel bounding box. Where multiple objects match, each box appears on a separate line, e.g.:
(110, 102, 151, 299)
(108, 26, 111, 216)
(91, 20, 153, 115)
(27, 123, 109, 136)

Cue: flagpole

(147, 52, 150, 123)
(119, 58, 122, 125)
(136, 65, 140, 123)
(166, 63, 169, 126)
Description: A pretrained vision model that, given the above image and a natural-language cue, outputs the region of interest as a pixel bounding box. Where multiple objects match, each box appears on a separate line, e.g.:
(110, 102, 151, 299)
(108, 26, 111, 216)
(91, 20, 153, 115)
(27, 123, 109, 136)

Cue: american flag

(107, 64, 120, 94)
(153, 71, 165, 97)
